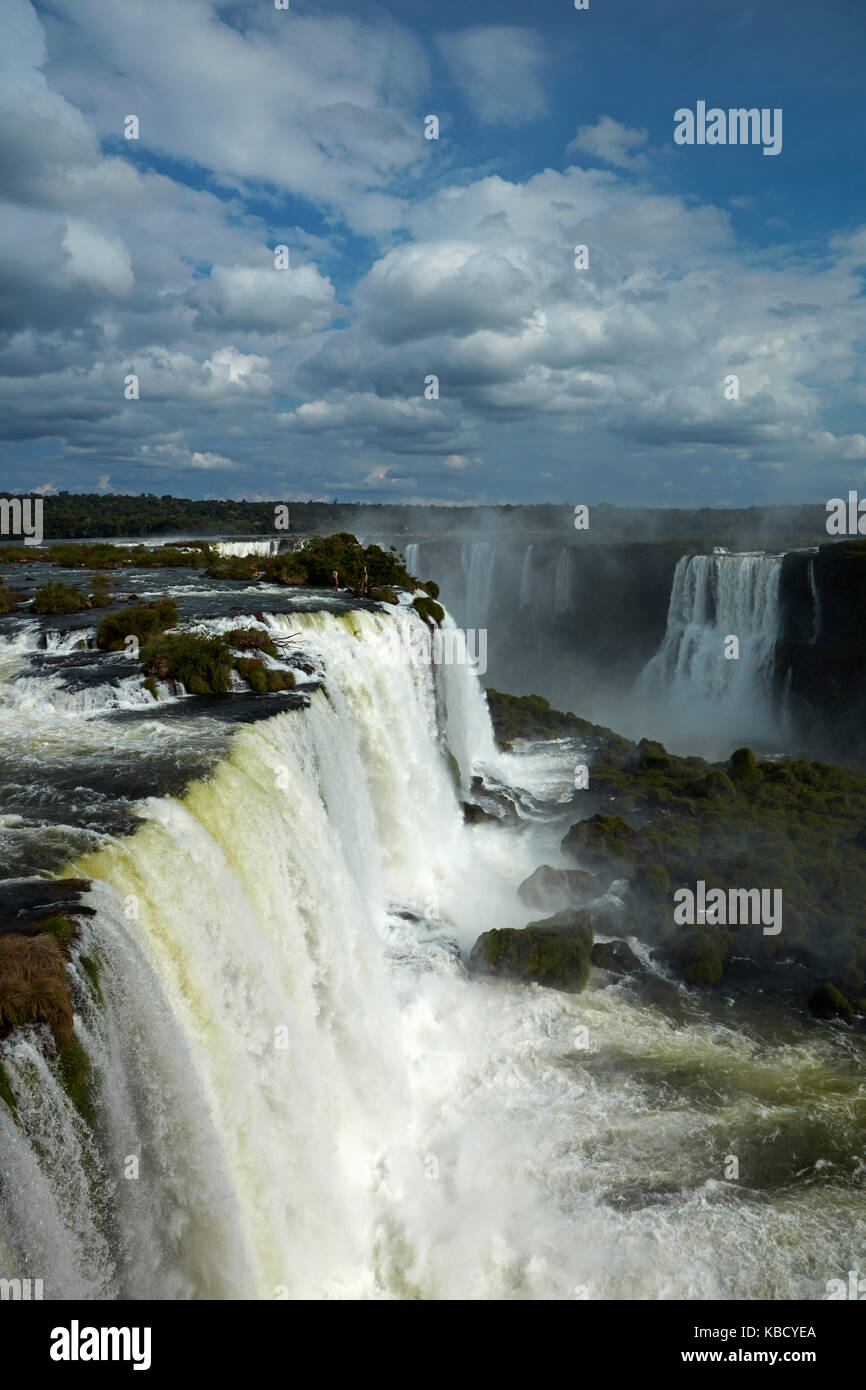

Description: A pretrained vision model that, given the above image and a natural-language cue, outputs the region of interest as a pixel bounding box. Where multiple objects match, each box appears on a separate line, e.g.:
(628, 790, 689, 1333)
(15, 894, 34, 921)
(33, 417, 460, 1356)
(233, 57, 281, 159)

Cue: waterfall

(518, 545, 534, 610)
(461, 543, 496, 628)
(2, 595, 863, 1299)
(404, 543, 420, 577)
(213, 540, 282, 558)
(636, 552, 784, 747)
(554, 548, 571, 614)
(807, 553, 821, 644)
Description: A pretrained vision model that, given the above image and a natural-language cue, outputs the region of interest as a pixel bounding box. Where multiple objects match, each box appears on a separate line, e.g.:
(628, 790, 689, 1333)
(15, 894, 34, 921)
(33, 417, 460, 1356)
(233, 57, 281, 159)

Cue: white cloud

(567, 117, 649, 170)
(62, 219, 133, 294)
(435, 26, 549, 127)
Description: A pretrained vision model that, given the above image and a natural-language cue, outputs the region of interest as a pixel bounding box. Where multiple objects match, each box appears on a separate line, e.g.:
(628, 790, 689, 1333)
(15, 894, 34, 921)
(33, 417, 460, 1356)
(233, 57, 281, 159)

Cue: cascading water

(2, 585, 864, 1300)
(213, 540, 283, 558)
(554, 548, 571, 615)
(461, 542, 496, 629)
(519, 545, 534, 610)
(635, 553, 785, 751)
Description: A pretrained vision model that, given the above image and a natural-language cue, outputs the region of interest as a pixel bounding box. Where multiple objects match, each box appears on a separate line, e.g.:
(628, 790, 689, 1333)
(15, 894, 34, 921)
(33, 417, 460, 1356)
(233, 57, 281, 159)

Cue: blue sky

(1, 0, 864, 506)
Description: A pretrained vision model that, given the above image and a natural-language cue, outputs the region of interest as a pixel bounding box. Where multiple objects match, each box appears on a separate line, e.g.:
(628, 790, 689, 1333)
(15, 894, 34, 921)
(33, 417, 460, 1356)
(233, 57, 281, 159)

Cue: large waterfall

(635, 553, 785, 751)
(2, 590, 863, 1300)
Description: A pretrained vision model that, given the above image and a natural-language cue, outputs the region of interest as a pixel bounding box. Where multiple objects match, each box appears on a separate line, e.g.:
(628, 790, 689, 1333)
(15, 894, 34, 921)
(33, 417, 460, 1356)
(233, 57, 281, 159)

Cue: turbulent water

(0, 565, 864, 1300)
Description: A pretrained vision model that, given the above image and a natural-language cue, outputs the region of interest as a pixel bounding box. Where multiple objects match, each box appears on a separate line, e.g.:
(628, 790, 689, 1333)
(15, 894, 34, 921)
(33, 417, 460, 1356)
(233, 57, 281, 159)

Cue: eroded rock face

(469, 909, 593, 993)
(517, 864, 602, 912)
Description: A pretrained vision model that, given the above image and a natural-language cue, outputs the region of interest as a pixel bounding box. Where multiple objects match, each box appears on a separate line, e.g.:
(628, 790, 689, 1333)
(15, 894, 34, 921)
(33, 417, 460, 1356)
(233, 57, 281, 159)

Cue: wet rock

(469, 908, 593, 993)
(591, 939, 642, 975)
(808, 983, 853, 1019)
(517, 864, 602, 911)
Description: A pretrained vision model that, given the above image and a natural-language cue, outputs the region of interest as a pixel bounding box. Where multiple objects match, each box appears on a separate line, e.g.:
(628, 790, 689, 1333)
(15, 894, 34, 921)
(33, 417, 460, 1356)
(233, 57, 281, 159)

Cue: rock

(590, 939, 642, 975)
(469, 909, 593, 993)
(561, 814, 639, 876)
(462, 802, 499, 825)
(517, 864, 602, 911)
(808, 983, 854, 1019)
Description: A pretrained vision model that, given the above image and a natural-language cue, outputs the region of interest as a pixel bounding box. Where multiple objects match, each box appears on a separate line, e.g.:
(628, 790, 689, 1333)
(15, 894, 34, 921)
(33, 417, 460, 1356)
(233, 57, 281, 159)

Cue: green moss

(485, 690, 596, 744)
(420, 580, 440, 600)
(57, 1034, 95, 1126)
(143, 675, 159, 700)
(0, 1059, 16, 1116)
(469, 910, 594, 993)
(412, 595, 445, 627)
(78, 954, 103, 1007)
(233, 658, 296, 694)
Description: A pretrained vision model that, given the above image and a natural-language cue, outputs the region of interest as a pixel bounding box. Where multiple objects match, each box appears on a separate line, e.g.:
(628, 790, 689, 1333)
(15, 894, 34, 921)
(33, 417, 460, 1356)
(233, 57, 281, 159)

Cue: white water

(213, 540, 282, 558)
(2, 603, 865, 1300)
(635, 553, 785, 752)
(554, 548, 572, 614)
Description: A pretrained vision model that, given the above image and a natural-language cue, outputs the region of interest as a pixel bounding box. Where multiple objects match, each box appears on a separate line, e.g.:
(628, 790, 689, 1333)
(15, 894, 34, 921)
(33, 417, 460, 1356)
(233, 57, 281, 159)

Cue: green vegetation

(469, 909, 594, 993)
(32, 580, 89, 614)
(0, 585, 22, 614)
(142, 633, 235, 695)
(552, 724, 866, 1010)
(233, 659, 296, 694)
(96, 598, 179, 650)
(206, 533, 418, 592)
(0, 540, 214, 570)
(412, 595, 445, 627)
(486, 690, 597, 747)
(141, 627, 297, 696)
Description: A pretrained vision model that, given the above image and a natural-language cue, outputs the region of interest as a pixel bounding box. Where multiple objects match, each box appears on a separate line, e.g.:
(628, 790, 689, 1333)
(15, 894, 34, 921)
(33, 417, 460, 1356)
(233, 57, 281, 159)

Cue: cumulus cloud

(567, 116, 650, 170)
(435, 26, 550, 127)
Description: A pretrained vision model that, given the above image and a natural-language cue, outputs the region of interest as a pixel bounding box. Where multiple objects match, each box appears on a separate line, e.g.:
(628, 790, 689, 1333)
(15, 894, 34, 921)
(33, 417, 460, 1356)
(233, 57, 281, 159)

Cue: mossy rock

(0, 1059, 16, 1115)
(590, 939, 642, 975)
(561, 814, 638, 875)
(839, 963, 864, 997)
(143, 675, 159, 700)
(517, 865, 602, 911)
(372, 586, 399, 604)
(808, 983, 853, 1019)
(469, 909, 593, 993)
(57, 1034, 95, 1125)
(729, 747, 759, 784)
(412, 595, 445, 627)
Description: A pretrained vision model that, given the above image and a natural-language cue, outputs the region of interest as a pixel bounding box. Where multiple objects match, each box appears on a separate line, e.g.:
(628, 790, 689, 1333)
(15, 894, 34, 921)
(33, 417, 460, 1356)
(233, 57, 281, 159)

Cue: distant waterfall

(213, 540, 282, 559)
(636, 552, 784, 748)
(519, 546, 534, 610)
(461, 543, 496, 627)
(807, 553, 821, 644)
(404, 543, 420, 577)
(554, 549, 571, 614)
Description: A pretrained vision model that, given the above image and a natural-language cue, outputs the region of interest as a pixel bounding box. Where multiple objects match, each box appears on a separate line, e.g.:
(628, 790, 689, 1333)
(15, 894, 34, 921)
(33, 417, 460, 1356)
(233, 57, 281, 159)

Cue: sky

(1, 0, 864, 506)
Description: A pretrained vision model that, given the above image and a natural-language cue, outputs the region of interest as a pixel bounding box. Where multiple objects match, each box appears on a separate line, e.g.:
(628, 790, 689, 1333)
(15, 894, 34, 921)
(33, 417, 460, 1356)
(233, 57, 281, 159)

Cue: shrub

(225, 627, 279, 658)
(0, 585, 22, 614)
(32, 580, 87, 614)
(142, 632, 234, 695)
(97, 598, 178, 650)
